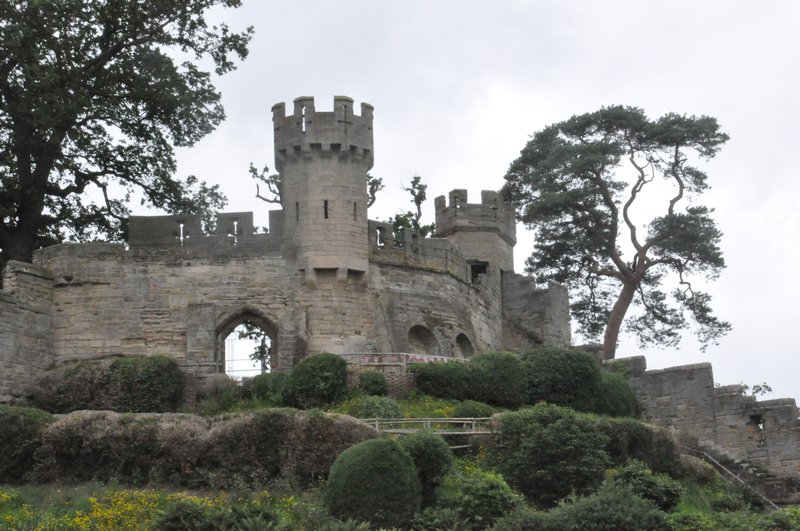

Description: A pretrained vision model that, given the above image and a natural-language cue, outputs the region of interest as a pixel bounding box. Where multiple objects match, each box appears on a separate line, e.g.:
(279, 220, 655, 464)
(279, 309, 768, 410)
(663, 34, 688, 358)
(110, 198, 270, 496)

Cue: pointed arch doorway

(215, 309, 278, 379)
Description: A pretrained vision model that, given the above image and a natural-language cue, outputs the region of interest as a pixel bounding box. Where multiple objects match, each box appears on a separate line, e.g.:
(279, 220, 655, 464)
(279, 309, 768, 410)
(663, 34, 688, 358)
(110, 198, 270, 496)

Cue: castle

(0, 95, 571, 396)
(1, 96, 798, 503)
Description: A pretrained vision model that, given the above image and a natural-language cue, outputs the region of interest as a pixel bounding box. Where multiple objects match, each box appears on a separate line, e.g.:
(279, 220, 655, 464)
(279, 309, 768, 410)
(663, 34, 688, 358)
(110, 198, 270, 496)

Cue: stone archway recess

(455, 333, 475, 358)
(408, 324, 438, 355)
(215, 309, 278, 375)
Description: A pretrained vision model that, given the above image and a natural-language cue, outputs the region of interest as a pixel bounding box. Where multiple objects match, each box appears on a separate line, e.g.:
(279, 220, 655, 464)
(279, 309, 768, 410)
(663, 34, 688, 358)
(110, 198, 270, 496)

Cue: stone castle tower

(274, 96, 374, 286)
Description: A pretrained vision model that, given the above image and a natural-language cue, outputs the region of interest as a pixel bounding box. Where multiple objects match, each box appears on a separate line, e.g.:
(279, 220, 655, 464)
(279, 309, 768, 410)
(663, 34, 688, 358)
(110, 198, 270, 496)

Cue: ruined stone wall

(501, 274, 571, 349)
(615, 355, 800, 500)
(371, 262, 502, 356)
(33, 238, 299, 372)
(0, 261, 55, 401)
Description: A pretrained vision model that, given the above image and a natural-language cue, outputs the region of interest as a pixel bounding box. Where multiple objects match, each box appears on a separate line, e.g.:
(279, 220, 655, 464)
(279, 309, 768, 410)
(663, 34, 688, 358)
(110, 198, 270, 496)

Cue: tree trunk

(602, 281, 637, 360)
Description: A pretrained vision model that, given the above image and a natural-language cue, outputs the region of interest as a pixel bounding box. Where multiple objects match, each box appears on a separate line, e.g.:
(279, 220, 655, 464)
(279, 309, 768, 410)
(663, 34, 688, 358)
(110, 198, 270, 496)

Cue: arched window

(215, 310, 277, 379)
(408, 325, 438, 355)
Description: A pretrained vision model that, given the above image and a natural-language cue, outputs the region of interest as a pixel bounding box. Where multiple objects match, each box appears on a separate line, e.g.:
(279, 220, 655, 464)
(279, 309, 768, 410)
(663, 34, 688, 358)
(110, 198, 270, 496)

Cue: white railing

(337, 352, 467, 372)
(361, 417, 493, 436)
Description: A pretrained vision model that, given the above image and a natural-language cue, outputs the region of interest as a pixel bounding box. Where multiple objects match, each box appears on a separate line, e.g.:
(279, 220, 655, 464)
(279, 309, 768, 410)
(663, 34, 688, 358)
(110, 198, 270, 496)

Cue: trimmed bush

(358, 370, 388, 396)
(337, 395, 401, 419)
(469, 352, 526, 409)
(437, 468, 522, 529)
(453, 399, 495, 418)
(398, 430, 453, 506)
(0, 405, 53, 482)
(594, 371, 640, 417)
(194, 373, 241, 415)
(325, 439, 421, 528)
(28, 356, 184, 413)
(490, 403, 611, 507)
(242, 371, 289, 404)
(31, 409, 378, 488)
(413, 361, 474, 401)
(607, 460, 684, 511)
(520, 347, 603, 411)
(597, 417, 682, 477)
(496, 486, 670, 530)
(282, 353, 348, 409)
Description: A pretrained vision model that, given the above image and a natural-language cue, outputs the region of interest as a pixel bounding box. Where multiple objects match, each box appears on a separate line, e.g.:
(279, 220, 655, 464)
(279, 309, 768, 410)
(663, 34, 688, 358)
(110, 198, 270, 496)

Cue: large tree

(0, 0, 252, 274)
(503, 106, 730, 359)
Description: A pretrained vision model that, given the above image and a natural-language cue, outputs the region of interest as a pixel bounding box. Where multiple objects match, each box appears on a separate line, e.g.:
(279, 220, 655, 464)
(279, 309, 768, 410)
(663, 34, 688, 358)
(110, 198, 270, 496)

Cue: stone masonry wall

(501, 274, 571, 349)
(0, 261, 55, 401)
(614, 355, 800, 502)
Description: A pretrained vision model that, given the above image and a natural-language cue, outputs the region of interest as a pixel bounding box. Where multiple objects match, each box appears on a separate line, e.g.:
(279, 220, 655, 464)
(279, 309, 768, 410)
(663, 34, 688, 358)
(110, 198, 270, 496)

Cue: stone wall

(501, 274, 571, 348)
(0, 261, 55, 401)
(614, 355, 800, 503)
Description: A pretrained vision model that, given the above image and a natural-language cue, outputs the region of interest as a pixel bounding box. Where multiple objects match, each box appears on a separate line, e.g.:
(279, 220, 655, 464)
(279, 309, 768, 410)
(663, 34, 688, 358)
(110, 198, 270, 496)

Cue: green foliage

(325, 439, 421, 529)
(414, 353, 526, 408)
(397, 392, 458, 418)
(241, 372, 289, 404)
(520, 347, 603, 412)
(413, 361, 475, 401)
(597, 417, 682, 477)
(437, 467, 522, 530)
(0, 405, 53, 482)
(495, 486, 671, 530)
(386, 175, 436, 239)
(106, 356, 185, 413)
(358, 370, 389, 396)
(607, 461, 684, 511)
(453, 399, 496, 418)
(282, 353, 348, 409)
(503, 105, 730, 358)
(28, 356, 184, 414)
(469, 352, 526, 408)
(153, 496, 276, 530)
(31, 409, 378, 488)
(399, 430, 453, 506)
(0, 0, 247, 271)
(595, 371, 640, 417)
(335, 395, 402, 419)
(490, 403, 611, 507)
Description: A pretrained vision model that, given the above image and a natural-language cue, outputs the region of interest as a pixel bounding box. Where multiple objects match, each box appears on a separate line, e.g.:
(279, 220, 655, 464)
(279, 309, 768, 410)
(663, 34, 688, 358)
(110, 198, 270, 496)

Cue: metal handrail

(681, 446, 780, 511)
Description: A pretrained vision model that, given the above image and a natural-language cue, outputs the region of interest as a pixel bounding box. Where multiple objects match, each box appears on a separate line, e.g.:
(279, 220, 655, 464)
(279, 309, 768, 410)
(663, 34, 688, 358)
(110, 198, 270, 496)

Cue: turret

(434, 189, 516, 272)
(272, 96, 374, 286)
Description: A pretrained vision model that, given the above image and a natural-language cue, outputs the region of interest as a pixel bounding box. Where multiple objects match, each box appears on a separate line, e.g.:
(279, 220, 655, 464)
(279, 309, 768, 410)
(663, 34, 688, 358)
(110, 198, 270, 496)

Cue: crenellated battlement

(434, 189, 516, 245)
(272, 96, 374, 172)
(125, 211, 283, 254)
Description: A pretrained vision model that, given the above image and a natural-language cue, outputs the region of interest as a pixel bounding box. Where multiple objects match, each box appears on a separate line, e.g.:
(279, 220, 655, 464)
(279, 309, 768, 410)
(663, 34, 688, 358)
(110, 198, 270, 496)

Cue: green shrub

(453, 399, 496, 418)
(283, 353, 348, 409)
(594, 371, 640, 417)
(106, 356, 184, 412)
(32, 409, 378, 488)
(28, 356, 184, 413)
(153, 495, 277, 530)
(325, 439, 421, 528)
(542, 484, 670, 530)
(413, 361, 474, 401)
(242, 371, 289, 404)
(607, 460, 684, 511)
(666, 510, 772, 531)
(597, 417, 682, 477)
(193, 374, 241, 415)
(437, 467, 522, 529)
(490, 403, 611, 507)
(469, 352, 526, 409)
(337, 395, 401, 419)
(398, 430, 453, 506)
(0, 405, 53, 482)
(520, 347, 603, 411)
(358, 370, 388, 396)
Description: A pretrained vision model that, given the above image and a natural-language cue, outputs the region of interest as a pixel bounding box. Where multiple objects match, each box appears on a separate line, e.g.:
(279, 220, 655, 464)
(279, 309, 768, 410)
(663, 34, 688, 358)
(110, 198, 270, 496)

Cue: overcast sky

(163, 1, 800, 400)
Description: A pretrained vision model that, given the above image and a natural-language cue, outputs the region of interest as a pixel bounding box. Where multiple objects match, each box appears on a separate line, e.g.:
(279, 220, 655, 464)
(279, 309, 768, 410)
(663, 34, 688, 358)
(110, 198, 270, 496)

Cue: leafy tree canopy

(387, 175, 435, 239)
(503, 105, 730, 359)
(0, 0, 253, 273)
